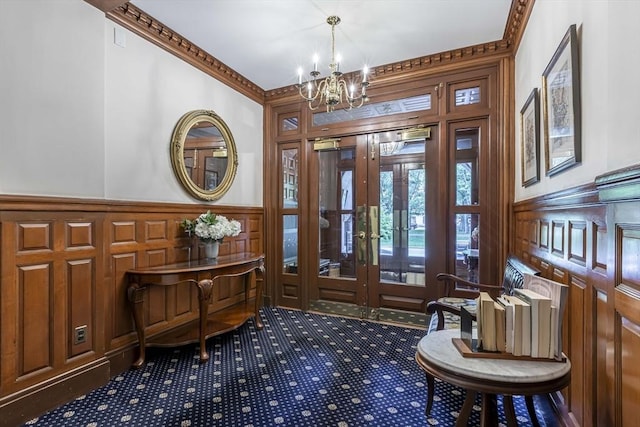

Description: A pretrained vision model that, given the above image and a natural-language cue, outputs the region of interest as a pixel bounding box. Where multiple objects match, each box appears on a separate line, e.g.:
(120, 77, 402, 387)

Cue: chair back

(501, 254, 541, 295)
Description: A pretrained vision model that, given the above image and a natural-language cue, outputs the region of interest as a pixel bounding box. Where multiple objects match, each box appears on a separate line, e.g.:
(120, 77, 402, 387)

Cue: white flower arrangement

(181, 211, 241, 243)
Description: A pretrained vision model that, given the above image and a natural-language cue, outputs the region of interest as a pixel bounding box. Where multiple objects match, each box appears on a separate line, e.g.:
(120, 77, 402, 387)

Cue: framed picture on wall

(542, 24, 581, 176)
(521, 88, 540, 187)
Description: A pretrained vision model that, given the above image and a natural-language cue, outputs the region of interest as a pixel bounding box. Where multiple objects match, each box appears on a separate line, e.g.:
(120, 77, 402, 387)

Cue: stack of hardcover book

(476, 274, 568, 360)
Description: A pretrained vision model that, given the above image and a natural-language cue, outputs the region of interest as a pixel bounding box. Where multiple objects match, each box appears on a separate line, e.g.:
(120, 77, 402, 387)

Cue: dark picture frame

(542, 24, 581, 176)
(521, 88, 540, 187)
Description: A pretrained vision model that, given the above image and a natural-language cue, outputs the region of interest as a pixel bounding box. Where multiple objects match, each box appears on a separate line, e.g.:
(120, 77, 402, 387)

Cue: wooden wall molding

(264, 40, 513, 100)
(105, 3, 265, 105)
(513, 162, 640, 427)
(596, 163, 640, 202)
(87, 1, 532, 105)
(502, 0, 534, 53)
(0, 195, 264, 425)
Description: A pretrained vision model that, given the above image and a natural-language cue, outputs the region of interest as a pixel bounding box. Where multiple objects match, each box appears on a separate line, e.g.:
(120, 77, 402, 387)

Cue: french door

(309, 128, 435, 319)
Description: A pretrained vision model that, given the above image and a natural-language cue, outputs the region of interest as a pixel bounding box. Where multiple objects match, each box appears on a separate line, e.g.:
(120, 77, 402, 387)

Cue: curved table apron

(415, 329, 571, 427)
(127, 253, 264, 368)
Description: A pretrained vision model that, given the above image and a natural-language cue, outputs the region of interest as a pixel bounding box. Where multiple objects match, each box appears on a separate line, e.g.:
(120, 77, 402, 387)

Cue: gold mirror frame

(170, 110, 238, 201)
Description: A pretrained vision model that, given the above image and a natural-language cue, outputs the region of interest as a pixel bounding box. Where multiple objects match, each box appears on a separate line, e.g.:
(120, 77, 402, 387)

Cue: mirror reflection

(183, 122, 228, 191)
(170, 110, 238, 201)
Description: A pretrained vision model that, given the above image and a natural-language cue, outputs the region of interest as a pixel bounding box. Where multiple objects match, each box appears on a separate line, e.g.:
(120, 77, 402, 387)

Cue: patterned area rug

(24, 307, 558, 426)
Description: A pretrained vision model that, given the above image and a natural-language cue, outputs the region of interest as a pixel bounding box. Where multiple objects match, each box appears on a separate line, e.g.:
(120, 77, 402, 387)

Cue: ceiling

(129, 0, 513, 92)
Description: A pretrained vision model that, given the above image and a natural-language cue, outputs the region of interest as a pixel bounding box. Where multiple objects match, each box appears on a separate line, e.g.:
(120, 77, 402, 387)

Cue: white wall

(0, 0, 105, 198)
(0, 0, 263, 207)
(514, 0, 640, 202)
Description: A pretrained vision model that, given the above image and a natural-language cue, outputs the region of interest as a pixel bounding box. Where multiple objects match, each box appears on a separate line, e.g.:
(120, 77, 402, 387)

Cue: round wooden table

(415, 329, 571, 426)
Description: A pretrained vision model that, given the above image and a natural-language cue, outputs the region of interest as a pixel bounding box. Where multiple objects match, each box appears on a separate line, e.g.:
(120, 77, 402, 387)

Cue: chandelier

(296, 16, 369, 112)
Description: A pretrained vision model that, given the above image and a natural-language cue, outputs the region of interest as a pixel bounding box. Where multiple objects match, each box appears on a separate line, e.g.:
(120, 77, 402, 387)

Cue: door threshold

(308, 300, 427, 328)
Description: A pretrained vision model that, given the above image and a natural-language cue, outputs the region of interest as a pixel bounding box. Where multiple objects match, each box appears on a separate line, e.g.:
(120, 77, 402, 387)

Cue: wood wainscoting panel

(615, 223, 640, 427)
(112, 221, 136, 245)
(568, 221, 587, 266)
(0, 197, 263, 424)
(514, 189, 607, 427)
(145, 220, 168, 242)
(552, 220, 566, 259)
(593, 220, 608, 274)
(109, 252, 137, 347)
(540, 220, 549, 250)
(18, 222, 52, 252)
(18, 263, 53, 377)
(67, 258, 95, 358)
(567, 274, 587, 426)
(620, 320, 640, 427)
(594, 288, 610, 427)
(619, 226, 640, 290)
(66, 222, 94, 249)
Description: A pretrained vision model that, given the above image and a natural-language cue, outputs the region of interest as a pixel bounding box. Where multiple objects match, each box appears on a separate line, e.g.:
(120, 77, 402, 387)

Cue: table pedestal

(416, 329, 570, 426)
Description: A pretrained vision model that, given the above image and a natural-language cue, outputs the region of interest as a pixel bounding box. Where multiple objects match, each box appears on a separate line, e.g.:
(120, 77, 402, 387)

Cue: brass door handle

(358, 231, 367, 239)
(370, 232, 380, 240)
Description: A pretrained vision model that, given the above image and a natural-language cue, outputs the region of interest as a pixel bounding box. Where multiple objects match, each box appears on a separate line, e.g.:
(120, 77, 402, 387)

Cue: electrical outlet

(74, 325, 87, 345)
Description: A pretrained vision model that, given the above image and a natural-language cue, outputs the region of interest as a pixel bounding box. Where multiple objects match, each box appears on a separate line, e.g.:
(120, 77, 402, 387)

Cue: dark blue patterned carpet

(24, 307, 558, 426)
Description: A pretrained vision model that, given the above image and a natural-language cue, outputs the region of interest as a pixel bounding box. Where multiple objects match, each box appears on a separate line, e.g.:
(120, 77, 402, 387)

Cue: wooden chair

(426, 254, 540, 335)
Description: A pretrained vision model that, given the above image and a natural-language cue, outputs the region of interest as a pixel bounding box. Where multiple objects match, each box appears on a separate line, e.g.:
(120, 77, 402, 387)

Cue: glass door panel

(309, 130, 433, 321)
(453, 126, 480, 284)
(318, 148, 357, 279)
(378, 140, 426, 285)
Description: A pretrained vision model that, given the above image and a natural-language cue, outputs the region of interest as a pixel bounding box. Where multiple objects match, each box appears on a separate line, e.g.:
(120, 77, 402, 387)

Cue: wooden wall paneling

(540, 220, 549, 250)
(0, 197, 263, 425)
(19, 262, 53, 376)
(615, 222, 640, 427)
(551, 220, 566, 259)
(568, 221, 587, 267)
(594, 288, 611, 427)
(567, 274, 587, 426)
(107, 252, 137, 348)
(513, 191, 607, 427)
(67, 258, 95, 358)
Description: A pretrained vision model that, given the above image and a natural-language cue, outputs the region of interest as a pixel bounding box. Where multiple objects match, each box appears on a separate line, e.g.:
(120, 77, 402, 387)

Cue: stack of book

(476, 274, 568, 360)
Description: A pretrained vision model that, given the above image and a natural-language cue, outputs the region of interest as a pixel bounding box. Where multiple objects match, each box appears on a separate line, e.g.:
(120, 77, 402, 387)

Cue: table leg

(480, 393, 498, 427)
(127, 284, 146, 368)
(525, 395, 541, 427)
(254, 265, 265, 329)
(456, 389, 477, 427)
(196, 279, 214, 363)
(425, 373, 435, 417)
(503, 395, 518, 427)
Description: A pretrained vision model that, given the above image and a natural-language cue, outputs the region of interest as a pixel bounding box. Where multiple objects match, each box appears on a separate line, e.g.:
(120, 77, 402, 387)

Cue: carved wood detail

(97, 1, 533, 104)
(105, 3, 265, 104)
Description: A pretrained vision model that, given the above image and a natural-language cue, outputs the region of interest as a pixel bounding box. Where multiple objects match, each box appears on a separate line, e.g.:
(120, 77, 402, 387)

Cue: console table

(126, 252, 264, 368)
(415, 329, 571, 426)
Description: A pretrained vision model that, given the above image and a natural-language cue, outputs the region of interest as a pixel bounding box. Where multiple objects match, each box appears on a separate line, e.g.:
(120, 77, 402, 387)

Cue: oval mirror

(170, 110, 238, 201)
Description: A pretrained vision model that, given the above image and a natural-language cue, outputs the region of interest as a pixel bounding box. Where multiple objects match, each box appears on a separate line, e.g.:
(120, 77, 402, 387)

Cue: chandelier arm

(295, 15, 369, 113)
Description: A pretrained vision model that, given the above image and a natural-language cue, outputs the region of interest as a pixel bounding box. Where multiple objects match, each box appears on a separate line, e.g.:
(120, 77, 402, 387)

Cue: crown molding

(265, 39, 512, 100)
(92, 1, 533, 106)
(105, 3, 265, 105)
(84, 0, 127, 13)
(503, 0, 535, 53)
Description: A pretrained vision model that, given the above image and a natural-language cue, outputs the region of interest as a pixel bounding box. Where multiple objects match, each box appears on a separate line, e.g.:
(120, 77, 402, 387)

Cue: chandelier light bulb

(295, 15, 370, 112)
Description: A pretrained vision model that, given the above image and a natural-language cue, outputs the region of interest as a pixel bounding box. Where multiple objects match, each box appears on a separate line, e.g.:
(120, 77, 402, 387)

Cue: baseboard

(0, 358, 110, 427)
(105, 344, 139, 376)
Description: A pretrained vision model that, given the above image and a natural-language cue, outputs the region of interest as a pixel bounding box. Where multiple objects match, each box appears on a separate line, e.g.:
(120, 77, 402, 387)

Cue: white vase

(204, 241, 220, 259)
